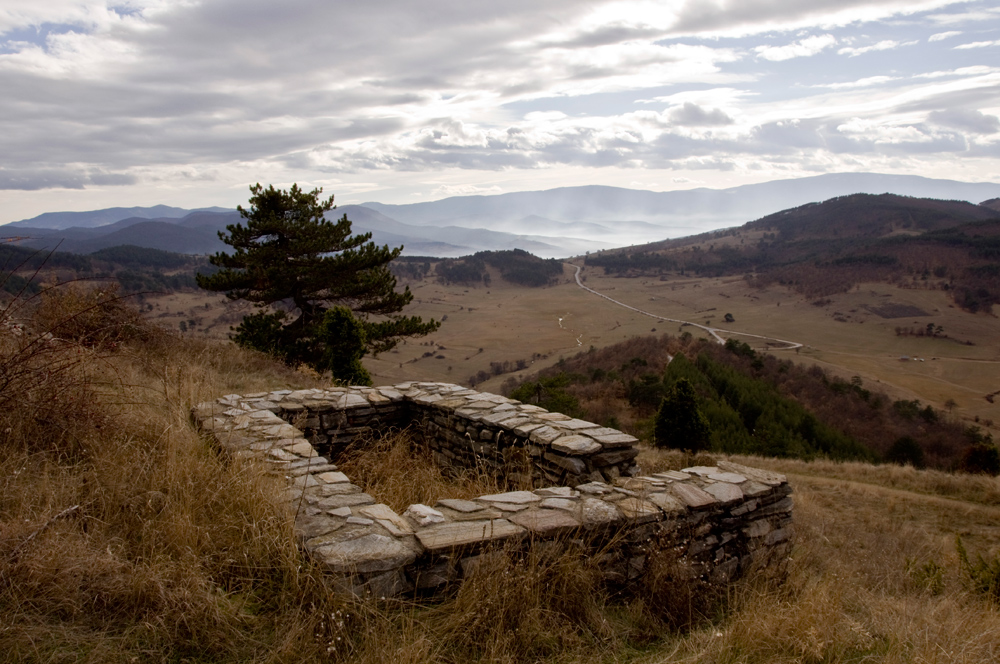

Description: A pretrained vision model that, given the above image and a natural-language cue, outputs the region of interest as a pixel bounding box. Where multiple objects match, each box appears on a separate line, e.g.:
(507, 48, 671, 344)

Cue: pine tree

(197, 183, 438, 384)
(653, 377, 711, 452)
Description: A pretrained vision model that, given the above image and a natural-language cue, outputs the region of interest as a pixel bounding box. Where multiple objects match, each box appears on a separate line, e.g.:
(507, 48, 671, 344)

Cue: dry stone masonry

(193, 382, 792, 598)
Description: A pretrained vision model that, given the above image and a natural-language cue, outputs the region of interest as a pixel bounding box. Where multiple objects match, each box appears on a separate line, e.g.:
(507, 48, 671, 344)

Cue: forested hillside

(586, 194, 1000, 313)
(401, 248, 565, 287)
(504, 333, 991, 471)
(0, 243, 212, 297)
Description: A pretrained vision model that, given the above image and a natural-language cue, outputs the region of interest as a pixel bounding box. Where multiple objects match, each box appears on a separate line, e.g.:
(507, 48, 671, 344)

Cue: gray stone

(708, 472, 748, 484)
(315, 533, 419, 574)
(580, 498, 622, 527)
(347, 516, 374, 526)
(403, 504, 446, 526)
(539, 497, 578, 511)
(477, 490, 540, 505)
(575, 482, 612, 495)
(359, 504, 414, 534)
(551, 435, 602, 455)
(617, 497, 661, 523)
(591, 433, 638, 448)
(543, 452, 586, 475)
(670, 483, 718, 509)
(508, 508, 580, 536)
(416, 519, 525, 552)
(703, 482, 744, 504)
(681, 466, 719, 477)
(534, 486, 576, 498)
(315, 483, 363, 496)
(717, 461, 786, 486)
(317, 493, 376, 509)
(363, 569, 413, 598)
(648, 492, 685, 513)
(528, 426, 562, 445)
(743, 519, 772, 538)
(436, 498, 485, 513)
(317, 471, 351, 484)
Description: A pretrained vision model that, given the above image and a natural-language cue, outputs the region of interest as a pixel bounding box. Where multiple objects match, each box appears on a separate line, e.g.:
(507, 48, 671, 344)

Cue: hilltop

(587, 193, 1000, 313)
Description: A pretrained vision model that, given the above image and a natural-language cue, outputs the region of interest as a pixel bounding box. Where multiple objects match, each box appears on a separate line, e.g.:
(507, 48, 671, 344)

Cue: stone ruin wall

(193, 382, 793, 598)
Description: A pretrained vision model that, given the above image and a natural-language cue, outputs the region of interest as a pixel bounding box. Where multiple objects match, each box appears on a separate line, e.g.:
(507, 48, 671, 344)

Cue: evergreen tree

(197, 183, 438, 383)
(653, 377, 711, 452)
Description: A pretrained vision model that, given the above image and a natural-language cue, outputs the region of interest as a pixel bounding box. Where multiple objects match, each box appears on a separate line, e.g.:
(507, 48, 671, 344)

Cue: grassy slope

(2, 286, 1000, 662)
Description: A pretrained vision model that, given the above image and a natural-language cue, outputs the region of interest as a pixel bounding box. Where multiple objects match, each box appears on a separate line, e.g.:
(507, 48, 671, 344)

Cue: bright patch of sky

(0, 0, 998, 221)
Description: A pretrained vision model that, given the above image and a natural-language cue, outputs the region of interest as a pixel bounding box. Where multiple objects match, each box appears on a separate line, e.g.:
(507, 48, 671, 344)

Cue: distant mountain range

(5, 173, 1000, 258)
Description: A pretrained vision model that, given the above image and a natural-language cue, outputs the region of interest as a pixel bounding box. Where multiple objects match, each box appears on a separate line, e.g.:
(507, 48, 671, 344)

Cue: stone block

(315, 533, 419, 574)
(580, 498, 622, 528)
(703, 482, 744, 504)
(509, 508, 580, 536)
(617, 497, 661, 523)
(416, 519, 525, 552)
(359, 504, 414, 535)
(591, 448, 640, 467)
(543, 452, 587, 475)
(670, 483, 718, 509)
(551, 435, 602, 455)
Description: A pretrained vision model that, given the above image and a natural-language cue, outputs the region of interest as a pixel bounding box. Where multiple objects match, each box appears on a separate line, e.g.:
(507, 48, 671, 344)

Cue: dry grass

(4, 284, 1000, 662)
(336, 429, 506, 512)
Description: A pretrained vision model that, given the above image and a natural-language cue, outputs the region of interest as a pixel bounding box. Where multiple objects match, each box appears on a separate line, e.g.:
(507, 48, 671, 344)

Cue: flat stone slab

(670, 483, 718, 509)
(509, 508, 580, 536)
(534, 486, 576, 498)
(707, 471, 745, 484)
(539, 497, 577, 511)
(703, 482, 744, 504)
(580, 498, 623, 527)
(617, 497, 661, 522)
(551, 435, 602, 455)
(404, 504, 446, 526)
(436, 498, 485, 513)
(477, 490, 541, 505)
(317, 471, 351, 484)
(359, 504, 414, 535)
(416, 519, 525, 552)
(648, 492, 685, 513)
(315, 533, 419, 574)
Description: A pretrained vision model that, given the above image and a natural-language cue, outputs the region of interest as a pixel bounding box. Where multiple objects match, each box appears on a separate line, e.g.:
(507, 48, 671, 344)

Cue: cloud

(0, 0, 998, 215)
(955, 40, 1000, 49)
(431, 183, 503, 197)
(0, 167, 136, 190)
(928, 108, 1000, 134)
(755, 34, 836, 61)
(814, 75, 900, 89)
(928, 30, 961, 41)
(668, 102, 734, 126)
(838, 40, 915, 57)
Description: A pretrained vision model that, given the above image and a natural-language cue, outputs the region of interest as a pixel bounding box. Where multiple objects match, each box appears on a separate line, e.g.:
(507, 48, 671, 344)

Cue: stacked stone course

(193, 381, 792, 598)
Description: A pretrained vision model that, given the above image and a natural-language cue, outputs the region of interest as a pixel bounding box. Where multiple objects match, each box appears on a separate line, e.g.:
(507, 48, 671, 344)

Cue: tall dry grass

(3, 283, 1000, 662)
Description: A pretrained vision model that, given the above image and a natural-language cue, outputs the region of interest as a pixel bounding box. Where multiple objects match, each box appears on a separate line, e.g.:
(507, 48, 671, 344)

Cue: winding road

(569, 264, 802, 351)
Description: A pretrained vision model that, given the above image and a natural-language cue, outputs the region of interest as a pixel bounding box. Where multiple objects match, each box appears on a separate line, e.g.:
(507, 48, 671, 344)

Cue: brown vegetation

(3, 283, 1000, 662)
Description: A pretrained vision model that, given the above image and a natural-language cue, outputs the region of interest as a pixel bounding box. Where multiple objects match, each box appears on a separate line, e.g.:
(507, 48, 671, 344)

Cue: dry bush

(30, 282, 150, 349)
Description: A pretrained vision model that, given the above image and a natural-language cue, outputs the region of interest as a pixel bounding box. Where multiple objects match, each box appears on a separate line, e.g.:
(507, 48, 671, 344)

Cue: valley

(143, 257, 1000, 437)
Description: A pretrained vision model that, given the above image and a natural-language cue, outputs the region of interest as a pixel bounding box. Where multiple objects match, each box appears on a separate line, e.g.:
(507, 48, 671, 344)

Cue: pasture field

(143, 261, 1000, 436)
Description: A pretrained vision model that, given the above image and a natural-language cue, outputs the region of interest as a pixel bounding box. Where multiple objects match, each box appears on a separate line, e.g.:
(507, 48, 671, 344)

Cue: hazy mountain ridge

(5, 173, 1000, 259)
(586, 193, 1000, 313)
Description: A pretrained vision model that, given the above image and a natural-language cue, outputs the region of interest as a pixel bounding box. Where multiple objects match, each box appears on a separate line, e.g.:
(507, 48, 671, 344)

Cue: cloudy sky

(1, 0, 999, 223)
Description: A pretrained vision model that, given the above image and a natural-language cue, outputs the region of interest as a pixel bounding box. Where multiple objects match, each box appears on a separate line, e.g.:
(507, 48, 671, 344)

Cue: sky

(1, 0, 999, 223)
